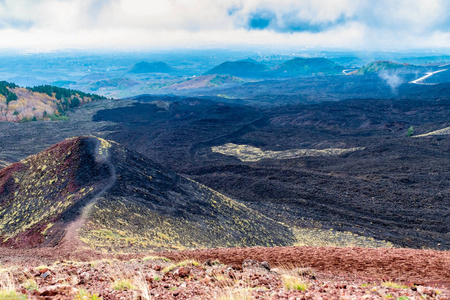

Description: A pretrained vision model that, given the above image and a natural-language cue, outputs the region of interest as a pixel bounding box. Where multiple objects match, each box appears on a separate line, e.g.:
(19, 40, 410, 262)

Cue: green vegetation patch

(282, 275, 308, 291)
(355, 61, 411, 75)
(112, 279, 136, 291)
(209, 75, 242, 86)
(162, 259, 200, 273)
(0, 81, 18, 104)
(0, 290, 27, 300)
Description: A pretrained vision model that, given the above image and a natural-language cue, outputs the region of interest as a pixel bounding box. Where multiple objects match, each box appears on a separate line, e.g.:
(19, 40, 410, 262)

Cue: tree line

(0, 81, 18, 104)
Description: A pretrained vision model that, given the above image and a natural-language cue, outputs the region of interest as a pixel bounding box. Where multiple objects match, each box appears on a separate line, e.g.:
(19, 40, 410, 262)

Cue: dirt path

(410, 69, 447, 84)
(58, 137, 117, 250)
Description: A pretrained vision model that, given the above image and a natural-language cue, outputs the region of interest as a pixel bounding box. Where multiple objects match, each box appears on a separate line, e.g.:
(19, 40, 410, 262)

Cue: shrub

(112, 279, 136, 291)
(213, 274, 236, 288)
(18, 117, 30, 123)
(142, 256, 171, 262)
(382, 281, 408, 289)
(49, 114, 68, 121)
(0, 272, 25, 299)
(74, 289, 101, 300)
(162, 259, 200, 273)
(406, 126, 414, 137)
(22, 279, 38, 291)
(0, 290, 26, 300)
(282, 275, 308, 291)
(217, 288, 252, 300)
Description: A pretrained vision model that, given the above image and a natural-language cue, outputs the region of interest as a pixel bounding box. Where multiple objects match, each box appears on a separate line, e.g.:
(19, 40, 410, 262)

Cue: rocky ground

(0, 246, 448, 299)
(93, 96, 450, 250)
(2, 96, 449, 250)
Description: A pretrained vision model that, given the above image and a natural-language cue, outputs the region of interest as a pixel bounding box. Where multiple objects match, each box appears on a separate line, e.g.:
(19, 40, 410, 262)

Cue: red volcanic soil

(0, 246, 448, 284)
(161, 246, 450, 286)
(0, 162, 24, 195)
(0, 245, 450, 299)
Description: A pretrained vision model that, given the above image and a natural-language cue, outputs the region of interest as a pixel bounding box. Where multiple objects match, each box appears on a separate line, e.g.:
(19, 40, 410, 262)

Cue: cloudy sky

(1, 0, 450, 51)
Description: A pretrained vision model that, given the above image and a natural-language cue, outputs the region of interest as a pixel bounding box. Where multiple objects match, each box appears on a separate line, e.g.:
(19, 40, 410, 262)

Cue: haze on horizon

(1, 0, 450, 52)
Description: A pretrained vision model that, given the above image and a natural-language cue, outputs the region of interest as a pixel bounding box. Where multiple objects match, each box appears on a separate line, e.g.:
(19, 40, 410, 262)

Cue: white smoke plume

(379, 70, 404, 93)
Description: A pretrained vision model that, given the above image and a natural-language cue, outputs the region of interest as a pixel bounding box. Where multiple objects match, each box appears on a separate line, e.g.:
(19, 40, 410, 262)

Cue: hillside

(129, 61, 174, 74)
(204, 60, 269, 77)
(354, 60, 412, 75)
(273, 57, 344, 76)
(0, 136, 293, 251)
(0, 82, 106, 122)
(166, 74, 242, 90)
(92, 95, 450, 250)
(204, 58, 344, 79)
(89, 78, 140, 90)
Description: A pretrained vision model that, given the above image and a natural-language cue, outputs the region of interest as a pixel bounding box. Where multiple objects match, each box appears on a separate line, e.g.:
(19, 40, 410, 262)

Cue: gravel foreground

(0, 246, 448, 299)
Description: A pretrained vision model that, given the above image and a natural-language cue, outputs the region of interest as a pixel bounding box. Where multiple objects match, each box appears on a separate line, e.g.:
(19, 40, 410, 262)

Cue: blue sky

(1, 0, 450, 51)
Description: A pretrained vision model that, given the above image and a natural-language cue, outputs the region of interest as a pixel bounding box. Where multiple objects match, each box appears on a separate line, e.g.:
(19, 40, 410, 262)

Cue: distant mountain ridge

(130, 61, 174, 74)
(353, 61, 413, 75)
(204, 57, 345, 78)
(274, 57, 344, 76)
(204, 60, 270, 78)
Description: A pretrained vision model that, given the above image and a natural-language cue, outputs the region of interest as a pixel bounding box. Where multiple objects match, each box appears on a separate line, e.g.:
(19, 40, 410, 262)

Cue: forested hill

(0, 82, 106, 122)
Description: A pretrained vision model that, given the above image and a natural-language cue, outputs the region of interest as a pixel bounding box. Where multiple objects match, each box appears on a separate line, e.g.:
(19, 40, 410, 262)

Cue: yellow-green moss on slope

(211, 143, 364, 162)
(78, 148, 295, 252)
(0, 137, 111, 246)
(293, 227, 394, 248)
(1, 136, 295, 250)
(80, 179, 294, 252)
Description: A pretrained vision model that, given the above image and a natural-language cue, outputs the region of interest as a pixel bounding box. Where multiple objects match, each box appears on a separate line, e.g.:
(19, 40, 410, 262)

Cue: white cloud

(0, 0, 449, 50)
(232, 0, 357, 23)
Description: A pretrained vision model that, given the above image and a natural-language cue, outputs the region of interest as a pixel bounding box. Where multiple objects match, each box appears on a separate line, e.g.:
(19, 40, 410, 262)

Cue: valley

(0, 53, 449, 298)
(90, 94, 450, 250)
(2, 0, 450, 297)
(1, 87, 449, 250)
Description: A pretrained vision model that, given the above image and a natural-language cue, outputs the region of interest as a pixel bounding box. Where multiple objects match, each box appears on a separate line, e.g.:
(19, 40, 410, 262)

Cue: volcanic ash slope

(0, 136, 294, 251)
